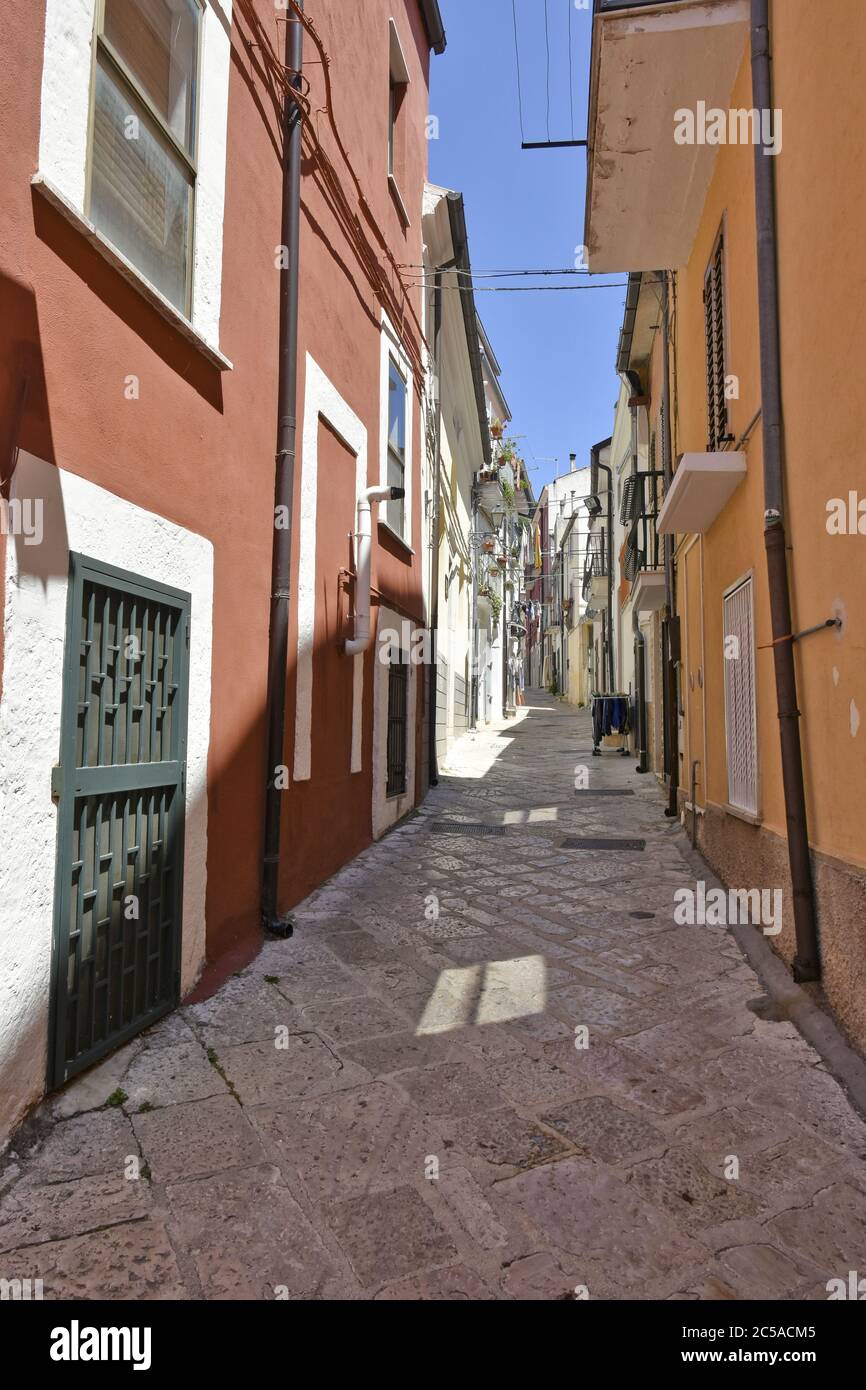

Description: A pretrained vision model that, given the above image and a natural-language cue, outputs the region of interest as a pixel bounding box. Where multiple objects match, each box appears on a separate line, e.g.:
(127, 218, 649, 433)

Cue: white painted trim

(192, 0, 232, 347)
(372, 606, 417, 839)
(0, 453, 213, 1144)
(37, 0, 93, 216)
(379, 312, 414, 550)
(36, 0, 232, 353)
(294, 354, 368, 783)
(388, 17, 411, 85)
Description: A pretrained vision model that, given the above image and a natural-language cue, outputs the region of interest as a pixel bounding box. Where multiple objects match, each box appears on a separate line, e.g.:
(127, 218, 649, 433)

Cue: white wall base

(0, 453, 213, 1145)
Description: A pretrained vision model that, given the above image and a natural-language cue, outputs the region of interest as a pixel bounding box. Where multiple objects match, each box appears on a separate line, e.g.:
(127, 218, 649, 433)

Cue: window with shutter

(88, 0, 201, 315)
(386, 358, 407, 535)
(723, 577, 758, 816)
(386, 656, 409, 797)
(704, 234, 729, 451)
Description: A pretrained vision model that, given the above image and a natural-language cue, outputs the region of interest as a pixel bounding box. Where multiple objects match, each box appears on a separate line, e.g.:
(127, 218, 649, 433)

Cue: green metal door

(49, 555, 191, 1089)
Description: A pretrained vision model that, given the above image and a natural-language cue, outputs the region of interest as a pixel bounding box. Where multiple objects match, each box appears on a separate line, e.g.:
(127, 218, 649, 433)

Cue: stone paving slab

(3, 696, 866, 1299)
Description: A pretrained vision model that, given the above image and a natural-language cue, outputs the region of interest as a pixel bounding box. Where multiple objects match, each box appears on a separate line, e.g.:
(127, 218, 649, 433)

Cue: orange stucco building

(585, 0, 866, 1048)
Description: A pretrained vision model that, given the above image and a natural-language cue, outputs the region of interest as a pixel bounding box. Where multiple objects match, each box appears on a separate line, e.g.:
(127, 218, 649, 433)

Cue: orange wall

(673, 5, 866, 868)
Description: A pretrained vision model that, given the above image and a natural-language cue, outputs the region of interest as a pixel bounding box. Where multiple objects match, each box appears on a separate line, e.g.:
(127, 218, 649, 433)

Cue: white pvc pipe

(345, 485, 401, 656)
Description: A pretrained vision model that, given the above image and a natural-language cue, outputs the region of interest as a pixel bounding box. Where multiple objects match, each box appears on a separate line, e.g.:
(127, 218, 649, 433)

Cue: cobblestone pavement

(3, 695, 866, 1300)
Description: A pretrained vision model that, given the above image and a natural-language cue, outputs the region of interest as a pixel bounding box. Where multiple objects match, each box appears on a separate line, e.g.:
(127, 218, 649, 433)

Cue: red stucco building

(0, 0, 445, 1141)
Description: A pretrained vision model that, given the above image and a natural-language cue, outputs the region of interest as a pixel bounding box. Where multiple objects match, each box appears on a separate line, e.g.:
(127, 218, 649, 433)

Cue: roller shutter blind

(723, 577, 758, 816)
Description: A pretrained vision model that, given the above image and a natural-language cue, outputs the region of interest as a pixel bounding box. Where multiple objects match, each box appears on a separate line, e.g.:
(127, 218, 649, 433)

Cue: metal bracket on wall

(758, 617, 841, 650)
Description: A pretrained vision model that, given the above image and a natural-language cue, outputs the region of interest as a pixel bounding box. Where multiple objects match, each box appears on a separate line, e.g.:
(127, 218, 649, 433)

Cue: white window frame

(88, 0, 204, 320)
(387, 17, 411, 225)
(723, 571, 760, 819)
(379, 312, 414, 550)
(34, 0, 233, 365)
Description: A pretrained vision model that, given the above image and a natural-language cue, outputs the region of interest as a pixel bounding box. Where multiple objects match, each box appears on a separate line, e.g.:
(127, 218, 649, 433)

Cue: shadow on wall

(1, 269, 66, 586)
(30, 193, 225, 415)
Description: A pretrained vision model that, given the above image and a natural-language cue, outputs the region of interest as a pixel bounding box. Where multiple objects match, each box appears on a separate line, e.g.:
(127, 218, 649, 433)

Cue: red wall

(0, 0, 433, 984)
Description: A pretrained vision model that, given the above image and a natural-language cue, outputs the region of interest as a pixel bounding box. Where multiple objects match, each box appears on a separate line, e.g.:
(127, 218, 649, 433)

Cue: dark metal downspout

(262, 5, 304, 935)
(622, 372, 648, 773)
(559, 511, 579, 697)
(427, 269, 444, 787)
(469, 480, 479, 729)
(633, 606, 648, 773)
(751, 0, 820, 980)
(560, 532, 566, 692)
(660, 271, 680, 818)
(591, 440, 615, 692)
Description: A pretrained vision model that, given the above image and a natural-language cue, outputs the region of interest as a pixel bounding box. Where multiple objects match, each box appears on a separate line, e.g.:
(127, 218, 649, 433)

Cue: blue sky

(429, 0, 626, 493)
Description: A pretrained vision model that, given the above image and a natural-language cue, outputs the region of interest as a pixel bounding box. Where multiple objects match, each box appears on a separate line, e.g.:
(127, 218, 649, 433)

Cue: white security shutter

(723, 578, 758, 815)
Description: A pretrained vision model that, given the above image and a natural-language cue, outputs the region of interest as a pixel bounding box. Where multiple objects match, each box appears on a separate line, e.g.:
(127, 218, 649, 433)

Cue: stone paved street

(3, 695, 866, 1300)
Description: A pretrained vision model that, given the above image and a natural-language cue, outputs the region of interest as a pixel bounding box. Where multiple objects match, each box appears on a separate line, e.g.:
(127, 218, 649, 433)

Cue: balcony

(584, 0, 750, 272)
(582, 532, 608, 605)
(621, 470, 665, 609)
(656, 451, 746, 534)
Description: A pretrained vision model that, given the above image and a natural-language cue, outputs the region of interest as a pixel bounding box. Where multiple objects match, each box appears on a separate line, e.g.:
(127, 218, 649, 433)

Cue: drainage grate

(573, 789, 635, 798)
(560, 837, 646, 851)
(432, 821, 508, 837)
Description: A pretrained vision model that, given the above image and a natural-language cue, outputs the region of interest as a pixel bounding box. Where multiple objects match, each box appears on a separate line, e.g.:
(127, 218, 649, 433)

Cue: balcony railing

(621, 471, 663, 582)
(582, 532, 607, 602)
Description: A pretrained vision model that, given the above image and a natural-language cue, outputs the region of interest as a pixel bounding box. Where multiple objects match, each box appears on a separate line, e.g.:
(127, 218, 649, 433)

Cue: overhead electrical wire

(397, 266, 604, 279)
(234, 0, 427, 381)
(400, 282, 630, 294)
(511, 0, 526, 142)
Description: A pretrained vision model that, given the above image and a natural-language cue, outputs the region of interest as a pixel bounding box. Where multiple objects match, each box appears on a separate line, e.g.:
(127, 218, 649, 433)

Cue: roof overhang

(617, 272, 662, 380)
(656, 451, 747, 534)
(419, 0, 447, 56)
(584, 0, 750, 273)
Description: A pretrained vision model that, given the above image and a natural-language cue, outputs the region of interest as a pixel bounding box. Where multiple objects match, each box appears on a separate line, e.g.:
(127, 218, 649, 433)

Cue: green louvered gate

(49, 555, 191, 1089)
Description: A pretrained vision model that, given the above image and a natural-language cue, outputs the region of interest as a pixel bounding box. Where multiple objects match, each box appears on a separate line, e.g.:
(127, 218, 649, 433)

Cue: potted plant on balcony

(482, 535, 496, 554)
(490, 419, 504, 441)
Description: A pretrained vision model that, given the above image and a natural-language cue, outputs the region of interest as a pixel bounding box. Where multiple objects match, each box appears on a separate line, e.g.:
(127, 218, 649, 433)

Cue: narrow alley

(3, 695, 865, 1302)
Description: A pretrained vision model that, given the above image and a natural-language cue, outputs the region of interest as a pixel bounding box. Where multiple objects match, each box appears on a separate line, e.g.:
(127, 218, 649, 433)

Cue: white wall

(0, 453, 213, 1144)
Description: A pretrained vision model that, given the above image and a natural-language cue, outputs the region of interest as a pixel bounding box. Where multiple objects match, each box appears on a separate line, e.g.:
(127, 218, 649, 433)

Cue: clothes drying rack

(591, 691, 631, 756)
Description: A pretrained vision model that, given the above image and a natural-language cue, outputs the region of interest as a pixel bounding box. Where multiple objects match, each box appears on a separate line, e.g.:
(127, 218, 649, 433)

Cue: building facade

(0, 0, 446, 1141)
(584, 0, 866, 1049)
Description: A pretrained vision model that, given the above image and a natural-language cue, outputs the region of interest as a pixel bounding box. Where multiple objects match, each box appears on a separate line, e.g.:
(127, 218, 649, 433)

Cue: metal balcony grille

(622, 471, 664, 584)
(624, 530, 644, 583)
(386, 656, 409, 797)
(619, 472, 643, 526)
(582, 532, 607, 601)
